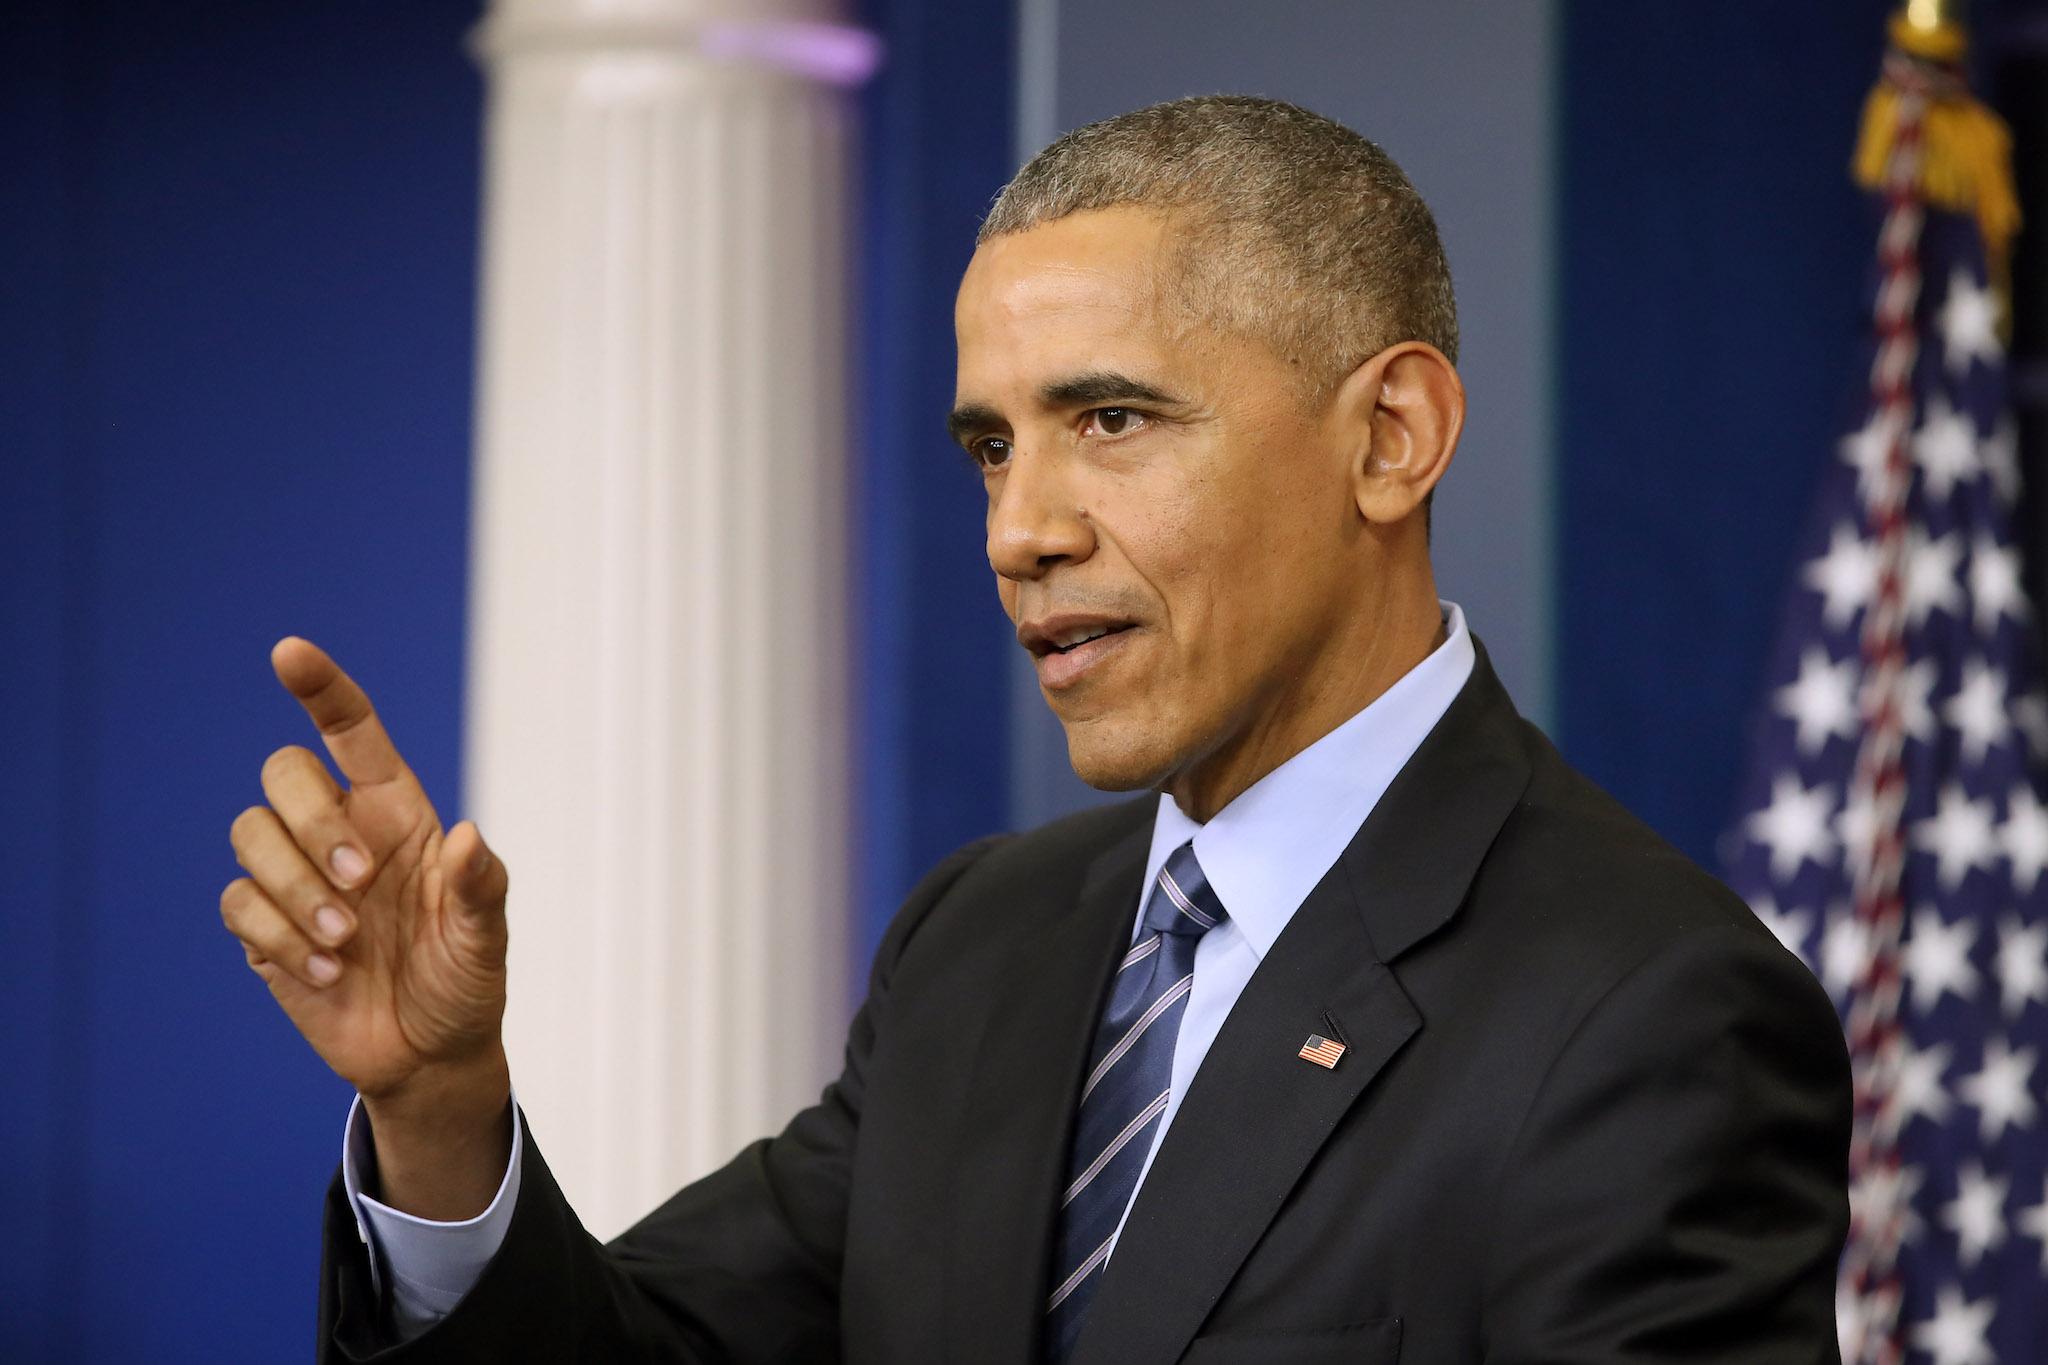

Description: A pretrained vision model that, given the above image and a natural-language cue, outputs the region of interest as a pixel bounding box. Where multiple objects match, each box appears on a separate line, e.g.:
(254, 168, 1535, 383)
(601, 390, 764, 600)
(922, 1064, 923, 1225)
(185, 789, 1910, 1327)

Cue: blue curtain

(2, 0, 483, 1356)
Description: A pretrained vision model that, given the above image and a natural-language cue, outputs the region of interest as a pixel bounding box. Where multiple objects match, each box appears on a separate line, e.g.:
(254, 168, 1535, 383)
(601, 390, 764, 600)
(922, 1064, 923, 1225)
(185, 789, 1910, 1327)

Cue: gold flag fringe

(1851, 12, 2021, 288)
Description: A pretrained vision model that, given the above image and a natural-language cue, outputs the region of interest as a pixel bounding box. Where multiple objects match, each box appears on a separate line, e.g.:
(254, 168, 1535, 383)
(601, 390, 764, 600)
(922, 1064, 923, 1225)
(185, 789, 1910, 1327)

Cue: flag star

(1775, 648, 1861, 755)
(1905, 529, 1966, 628)
(1956, 1036, 2039, 1142)
(1968, 536, 2027, 634)
(1804, 522, 1880, 631)
(1905, 906, 1980, 1013)
(1841, 411, 1903, 508)
(1898, 657, 1940, 745)
(2015, 693, 2048, 760)
(1820, 908, 1872, 1000)
(1995, 917, 2048, 1018)
(1982, 415, 2020, 506)
(1909, 1284, 1997, 1365)
(1938, 266, 2003, 376)
(1940, 1162, 2010, 1267)
(2020, 1185, 2048, 1275)
(1911, 784, 1999, 892)
(1941, 660, 2012, 765)
(1747, 775, 1838, 881)
(1912, 392, 1982, 503)
(1747, 895, 1814, 960)
(2001, 785, 2048, 894)
(1887, 1037, 1953, 1135)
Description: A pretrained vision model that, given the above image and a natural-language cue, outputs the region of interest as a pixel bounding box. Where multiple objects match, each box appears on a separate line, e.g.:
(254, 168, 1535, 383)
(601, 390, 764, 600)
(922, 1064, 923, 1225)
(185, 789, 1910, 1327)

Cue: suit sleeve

(1481, 921, 1852, 1365)
(316, 835, 1007, 1364)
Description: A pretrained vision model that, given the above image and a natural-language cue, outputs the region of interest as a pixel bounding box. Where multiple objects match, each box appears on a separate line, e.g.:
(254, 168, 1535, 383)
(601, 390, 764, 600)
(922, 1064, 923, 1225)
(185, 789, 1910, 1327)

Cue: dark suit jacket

(320, 644, 1852, 1363)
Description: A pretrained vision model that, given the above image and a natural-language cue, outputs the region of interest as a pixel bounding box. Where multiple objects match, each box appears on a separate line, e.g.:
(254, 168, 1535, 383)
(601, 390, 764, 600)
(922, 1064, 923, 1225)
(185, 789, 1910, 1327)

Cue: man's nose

(986, 448, 1094, 583)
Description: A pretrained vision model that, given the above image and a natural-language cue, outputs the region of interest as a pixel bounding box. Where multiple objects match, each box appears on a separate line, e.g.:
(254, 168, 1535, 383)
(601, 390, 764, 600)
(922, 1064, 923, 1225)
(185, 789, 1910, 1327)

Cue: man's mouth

(1018, 614, 1138, 658)
(1018, 614, 1140, 690)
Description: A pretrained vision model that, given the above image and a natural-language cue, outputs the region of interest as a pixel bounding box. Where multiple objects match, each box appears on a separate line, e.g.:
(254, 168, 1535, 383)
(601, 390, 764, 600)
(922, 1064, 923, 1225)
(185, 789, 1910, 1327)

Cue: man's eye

(971, 437, 1012, 469)
(1086, 407, 1143, 437)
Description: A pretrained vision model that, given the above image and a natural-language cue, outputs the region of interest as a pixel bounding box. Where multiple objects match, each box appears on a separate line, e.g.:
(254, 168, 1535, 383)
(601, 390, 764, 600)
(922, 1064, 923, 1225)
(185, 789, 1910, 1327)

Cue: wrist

(360, 1045, 514, 1221)
(363, 1041, 511, 1129)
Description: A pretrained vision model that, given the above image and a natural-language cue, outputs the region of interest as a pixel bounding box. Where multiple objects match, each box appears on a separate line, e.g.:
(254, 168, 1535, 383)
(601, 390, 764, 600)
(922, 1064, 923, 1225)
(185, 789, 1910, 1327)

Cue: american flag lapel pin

(1299, 1034, 1346, 1069)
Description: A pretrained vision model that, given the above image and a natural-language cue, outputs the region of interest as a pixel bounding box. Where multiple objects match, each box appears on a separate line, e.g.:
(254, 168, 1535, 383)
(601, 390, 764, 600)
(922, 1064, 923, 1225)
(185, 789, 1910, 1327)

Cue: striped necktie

(1043, 841, 1228, 1360)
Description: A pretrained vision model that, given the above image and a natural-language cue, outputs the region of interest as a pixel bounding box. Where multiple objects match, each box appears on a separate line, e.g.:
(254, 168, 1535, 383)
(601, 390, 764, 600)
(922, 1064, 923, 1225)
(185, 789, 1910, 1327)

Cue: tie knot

(1144, 842, 1228, 938)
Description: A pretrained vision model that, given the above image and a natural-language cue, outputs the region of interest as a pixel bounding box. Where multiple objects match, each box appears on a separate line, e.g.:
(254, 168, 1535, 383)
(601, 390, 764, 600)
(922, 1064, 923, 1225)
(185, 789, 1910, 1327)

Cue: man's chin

(1061, 724, 1178, 794)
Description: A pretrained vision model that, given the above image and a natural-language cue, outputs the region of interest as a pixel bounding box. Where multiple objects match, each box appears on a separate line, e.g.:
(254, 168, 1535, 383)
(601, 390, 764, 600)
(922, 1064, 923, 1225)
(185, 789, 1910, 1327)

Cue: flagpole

(1836, 10, 2023, 1362)
(1837, 36, 1926, 1361)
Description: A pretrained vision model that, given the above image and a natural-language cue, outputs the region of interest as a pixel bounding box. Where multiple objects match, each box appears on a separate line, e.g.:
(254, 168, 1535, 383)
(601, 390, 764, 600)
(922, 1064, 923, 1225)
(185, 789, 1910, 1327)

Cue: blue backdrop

(853, 0, 1018, 975)
(3, 3, 481, 1358)
(1554, 0, 1899, 866)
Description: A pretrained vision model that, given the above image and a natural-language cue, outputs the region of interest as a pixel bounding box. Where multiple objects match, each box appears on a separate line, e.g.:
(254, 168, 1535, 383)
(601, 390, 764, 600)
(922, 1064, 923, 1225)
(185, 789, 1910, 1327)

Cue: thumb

(441, 820, 508, 922)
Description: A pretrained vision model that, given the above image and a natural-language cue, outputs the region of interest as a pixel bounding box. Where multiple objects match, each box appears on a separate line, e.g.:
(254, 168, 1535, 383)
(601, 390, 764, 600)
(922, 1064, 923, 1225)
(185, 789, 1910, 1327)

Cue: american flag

(1298, 1034, 1346, 1070)
(1721, 43, 2046, 1365)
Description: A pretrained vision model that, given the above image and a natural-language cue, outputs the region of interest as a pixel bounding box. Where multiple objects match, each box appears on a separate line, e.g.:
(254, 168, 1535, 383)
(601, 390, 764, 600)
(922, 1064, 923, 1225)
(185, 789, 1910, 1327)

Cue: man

(223, 96, 1851, 1361)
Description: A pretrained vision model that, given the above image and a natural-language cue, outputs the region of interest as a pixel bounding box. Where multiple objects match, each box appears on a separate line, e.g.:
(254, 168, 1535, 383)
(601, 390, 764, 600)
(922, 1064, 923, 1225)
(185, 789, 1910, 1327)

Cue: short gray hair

(980, 95, 1459, 393)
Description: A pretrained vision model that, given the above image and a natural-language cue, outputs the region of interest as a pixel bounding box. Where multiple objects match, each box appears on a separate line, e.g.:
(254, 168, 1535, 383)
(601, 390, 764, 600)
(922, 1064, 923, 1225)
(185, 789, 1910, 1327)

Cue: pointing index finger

(270, 637, 411, 787)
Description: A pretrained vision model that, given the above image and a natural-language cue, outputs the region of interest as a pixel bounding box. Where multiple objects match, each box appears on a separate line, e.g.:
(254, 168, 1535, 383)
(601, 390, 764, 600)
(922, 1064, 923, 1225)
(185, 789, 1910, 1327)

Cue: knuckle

(219, 880, 277, 944)
(235, 903, 302, 961)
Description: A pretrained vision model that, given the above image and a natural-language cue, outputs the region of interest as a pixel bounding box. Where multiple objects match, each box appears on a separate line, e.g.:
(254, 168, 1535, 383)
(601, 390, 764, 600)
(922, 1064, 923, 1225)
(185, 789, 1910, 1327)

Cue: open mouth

(1017, 615, 1141, 687)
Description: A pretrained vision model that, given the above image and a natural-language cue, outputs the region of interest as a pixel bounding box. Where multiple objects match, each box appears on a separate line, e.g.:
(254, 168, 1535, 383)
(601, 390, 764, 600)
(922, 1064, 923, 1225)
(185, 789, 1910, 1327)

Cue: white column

(464, 0, 874, 1240)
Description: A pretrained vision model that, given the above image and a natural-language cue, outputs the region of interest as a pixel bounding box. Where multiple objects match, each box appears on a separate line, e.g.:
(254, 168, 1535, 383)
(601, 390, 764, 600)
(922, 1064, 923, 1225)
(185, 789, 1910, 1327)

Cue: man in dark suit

(222, 96, 1850, 1361)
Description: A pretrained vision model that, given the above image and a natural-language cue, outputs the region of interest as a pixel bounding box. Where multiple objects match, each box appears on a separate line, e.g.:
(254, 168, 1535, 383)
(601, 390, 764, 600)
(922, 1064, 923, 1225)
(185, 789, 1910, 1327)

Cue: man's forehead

(952, 319, 1182, 419)
(959, 209, 1171, 318)
(954, 210, 1186, 406)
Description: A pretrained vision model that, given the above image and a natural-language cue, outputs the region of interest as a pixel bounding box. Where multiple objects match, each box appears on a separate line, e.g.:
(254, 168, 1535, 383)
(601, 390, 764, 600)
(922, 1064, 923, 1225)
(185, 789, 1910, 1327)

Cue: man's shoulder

(1456, 716, 1798, 990)
(1502, 725, 1753, 923)
(1391, 717, 1845, 1108)
(872, 796, 1153, 973)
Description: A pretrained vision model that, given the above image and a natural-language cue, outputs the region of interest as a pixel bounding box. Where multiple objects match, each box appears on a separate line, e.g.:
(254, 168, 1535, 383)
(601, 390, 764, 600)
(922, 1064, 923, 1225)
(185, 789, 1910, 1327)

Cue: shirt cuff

(341, 1090, 524, 1336)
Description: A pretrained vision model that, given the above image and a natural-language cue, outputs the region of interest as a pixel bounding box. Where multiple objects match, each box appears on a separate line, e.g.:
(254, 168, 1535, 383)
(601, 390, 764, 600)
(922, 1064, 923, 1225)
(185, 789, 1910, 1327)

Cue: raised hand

(222, 638, 512, 1217)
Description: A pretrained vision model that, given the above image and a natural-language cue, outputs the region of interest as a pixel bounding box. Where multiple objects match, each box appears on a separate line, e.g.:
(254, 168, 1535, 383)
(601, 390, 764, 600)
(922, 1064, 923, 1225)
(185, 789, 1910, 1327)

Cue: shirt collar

(1139, 602, 1477, 957)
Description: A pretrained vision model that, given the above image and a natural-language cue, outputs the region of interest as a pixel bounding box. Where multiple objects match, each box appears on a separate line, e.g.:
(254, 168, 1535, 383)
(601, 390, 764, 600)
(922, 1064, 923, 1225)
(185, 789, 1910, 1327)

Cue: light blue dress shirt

(347, 602, 1476, 1331)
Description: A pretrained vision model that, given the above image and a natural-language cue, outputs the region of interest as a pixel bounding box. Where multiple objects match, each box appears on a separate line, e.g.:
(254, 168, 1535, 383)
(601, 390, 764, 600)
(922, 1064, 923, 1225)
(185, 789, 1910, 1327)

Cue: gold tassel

(1850, 10, 2022, 284)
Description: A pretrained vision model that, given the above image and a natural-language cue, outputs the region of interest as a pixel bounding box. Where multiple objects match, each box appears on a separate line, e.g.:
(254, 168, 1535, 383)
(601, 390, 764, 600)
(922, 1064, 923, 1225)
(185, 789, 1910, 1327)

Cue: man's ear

(1334, 341, 1465, 526)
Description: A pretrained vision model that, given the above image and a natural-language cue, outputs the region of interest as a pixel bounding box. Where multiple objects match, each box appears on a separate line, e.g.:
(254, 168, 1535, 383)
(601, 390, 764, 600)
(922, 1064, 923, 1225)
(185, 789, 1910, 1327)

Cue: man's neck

(1163, 584, 1446, 823)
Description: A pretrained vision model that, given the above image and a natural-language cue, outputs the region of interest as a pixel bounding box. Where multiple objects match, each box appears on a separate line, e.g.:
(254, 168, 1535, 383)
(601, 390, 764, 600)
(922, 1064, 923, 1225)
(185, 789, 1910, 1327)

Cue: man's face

(951, 206, 1378, 802)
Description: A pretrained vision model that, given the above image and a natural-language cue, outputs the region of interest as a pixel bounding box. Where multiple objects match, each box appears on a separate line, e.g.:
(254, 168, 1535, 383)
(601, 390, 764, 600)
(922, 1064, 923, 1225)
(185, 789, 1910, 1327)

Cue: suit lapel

(1071, 644, 1533, 1363)
(944, 816, 1151, 1365)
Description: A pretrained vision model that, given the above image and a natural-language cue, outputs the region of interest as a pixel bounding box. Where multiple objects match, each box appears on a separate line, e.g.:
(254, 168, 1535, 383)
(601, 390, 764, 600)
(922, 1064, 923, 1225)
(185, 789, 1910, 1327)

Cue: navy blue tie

(1044, 841, 1228, 1360)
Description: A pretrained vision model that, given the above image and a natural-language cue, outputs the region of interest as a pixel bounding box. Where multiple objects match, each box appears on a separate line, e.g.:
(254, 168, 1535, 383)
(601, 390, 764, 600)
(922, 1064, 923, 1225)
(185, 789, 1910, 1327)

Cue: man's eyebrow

(945, 372, 1189, 450)
(1041, 371, 1187, 410)
(946, 401, 1003, 448)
